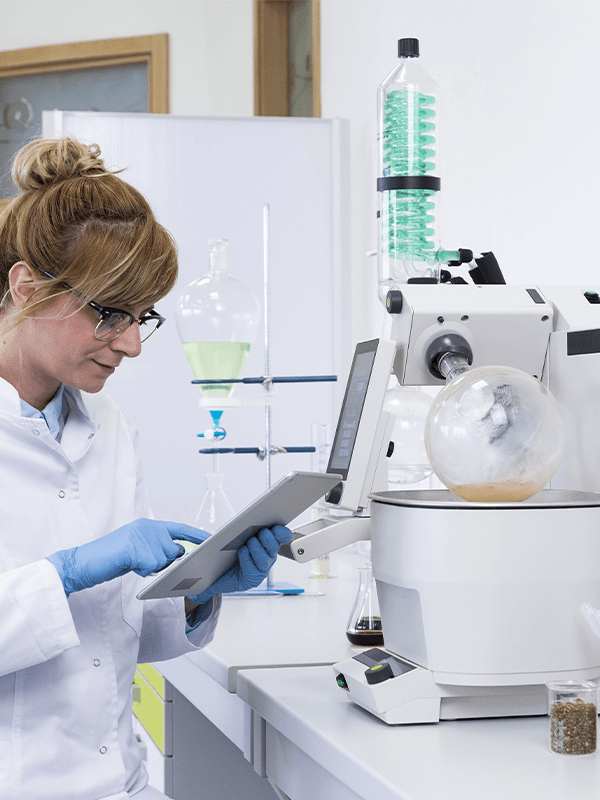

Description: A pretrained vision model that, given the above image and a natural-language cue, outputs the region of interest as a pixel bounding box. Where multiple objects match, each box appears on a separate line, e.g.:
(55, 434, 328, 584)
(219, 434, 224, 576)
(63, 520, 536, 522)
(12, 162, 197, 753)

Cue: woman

(0, 137, 290, 800)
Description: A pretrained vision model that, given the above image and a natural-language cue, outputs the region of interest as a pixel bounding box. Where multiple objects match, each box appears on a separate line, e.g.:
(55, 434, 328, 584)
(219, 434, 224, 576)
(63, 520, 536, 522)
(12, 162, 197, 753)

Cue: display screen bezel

(326, 339, 379, 481)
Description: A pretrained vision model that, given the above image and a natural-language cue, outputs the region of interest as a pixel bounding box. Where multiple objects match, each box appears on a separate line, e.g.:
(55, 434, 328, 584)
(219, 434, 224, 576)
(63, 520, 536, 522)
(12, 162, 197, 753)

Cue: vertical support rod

(263, 203, 273, 591)
(263, 203, 272, 490)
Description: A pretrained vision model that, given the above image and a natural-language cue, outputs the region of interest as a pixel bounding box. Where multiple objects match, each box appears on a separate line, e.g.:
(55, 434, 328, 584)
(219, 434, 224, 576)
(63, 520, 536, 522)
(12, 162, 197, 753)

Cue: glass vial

(346, 564, 384, 646)
(310, 422, 333, 578)
(548, 681, 597, 755)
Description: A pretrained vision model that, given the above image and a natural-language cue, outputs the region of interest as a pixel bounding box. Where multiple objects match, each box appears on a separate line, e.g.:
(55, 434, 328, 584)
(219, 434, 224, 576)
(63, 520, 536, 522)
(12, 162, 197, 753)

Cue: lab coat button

(88, 433, 94, 439)
(33, 429, 40, 436)
(99, 746, 107, 754)
(58, 490, 66, 498)
(93, 659, 100, 667)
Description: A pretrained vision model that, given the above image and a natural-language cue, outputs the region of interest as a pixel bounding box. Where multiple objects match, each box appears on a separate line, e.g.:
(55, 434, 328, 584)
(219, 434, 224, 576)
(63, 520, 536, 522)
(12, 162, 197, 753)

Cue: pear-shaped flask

(175, 239, 261, 398)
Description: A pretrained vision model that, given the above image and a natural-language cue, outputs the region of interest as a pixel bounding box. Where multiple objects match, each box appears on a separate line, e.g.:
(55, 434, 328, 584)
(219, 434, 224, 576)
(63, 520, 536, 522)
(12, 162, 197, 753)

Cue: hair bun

(11, 137, 109, 192)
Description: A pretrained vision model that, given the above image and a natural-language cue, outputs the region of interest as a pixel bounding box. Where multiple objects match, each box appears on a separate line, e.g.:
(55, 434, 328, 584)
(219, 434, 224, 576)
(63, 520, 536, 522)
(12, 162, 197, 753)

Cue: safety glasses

(36, 269, 165, 343)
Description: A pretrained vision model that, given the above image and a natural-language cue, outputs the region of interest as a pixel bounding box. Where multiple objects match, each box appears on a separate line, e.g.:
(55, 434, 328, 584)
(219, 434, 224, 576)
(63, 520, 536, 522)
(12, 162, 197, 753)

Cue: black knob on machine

(386, 290, 403, 314)
(365, 662, 393, 685)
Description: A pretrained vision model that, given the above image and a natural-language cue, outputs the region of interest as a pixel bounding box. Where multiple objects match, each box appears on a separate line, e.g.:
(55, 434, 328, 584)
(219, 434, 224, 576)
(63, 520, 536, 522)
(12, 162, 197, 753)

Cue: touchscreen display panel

(327, 340, 378, 479)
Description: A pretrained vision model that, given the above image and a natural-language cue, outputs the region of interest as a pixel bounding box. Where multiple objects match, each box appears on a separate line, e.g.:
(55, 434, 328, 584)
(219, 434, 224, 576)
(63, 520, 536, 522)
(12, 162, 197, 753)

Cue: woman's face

(21, 292, 145, 396)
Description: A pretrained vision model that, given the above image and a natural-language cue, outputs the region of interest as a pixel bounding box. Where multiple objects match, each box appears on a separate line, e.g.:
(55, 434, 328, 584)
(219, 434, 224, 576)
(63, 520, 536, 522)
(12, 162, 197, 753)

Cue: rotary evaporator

(281, 39, 600, 724)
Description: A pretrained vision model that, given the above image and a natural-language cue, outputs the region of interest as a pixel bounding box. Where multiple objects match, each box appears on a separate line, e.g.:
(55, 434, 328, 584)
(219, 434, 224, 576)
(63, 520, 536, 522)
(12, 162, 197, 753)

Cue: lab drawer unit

(133, 664, 174, 796)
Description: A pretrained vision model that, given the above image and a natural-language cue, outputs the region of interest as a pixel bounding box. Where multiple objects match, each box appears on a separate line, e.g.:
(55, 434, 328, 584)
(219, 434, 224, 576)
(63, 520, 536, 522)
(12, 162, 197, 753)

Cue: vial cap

(398, 38, 419, 58)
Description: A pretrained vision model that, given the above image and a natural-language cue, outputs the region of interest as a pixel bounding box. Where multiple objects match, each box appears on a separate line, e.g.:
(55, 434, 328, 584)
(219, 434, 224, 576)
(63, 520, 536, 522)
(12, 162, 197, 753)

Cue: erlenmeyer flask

(346, 564, 384, 646)
(175, 239, 261, 399)
(191, 471, 235, 532)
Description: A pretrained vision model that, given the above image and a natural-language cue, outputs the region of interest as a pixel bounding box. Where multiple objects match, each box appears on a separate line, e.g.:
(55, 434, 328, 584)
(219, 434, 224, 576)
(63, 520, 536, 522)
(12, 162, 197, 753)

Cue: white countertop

(238, 665, 600, 800)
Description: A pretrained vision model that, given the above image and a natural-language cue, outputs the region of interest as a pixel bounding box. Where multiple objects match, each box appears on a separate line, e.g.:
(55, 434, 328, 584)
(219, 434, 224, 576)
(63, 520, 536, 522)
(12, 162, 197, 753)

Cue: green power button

(335, 673, 349, 690)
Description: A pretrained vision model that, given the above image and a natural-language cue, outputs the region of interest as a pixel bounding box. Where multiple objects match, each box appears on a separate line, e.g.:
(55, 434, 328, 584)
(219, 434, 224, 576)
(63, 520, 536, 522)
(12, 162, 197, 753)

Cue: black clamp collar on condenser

(377, 176, 441, 192)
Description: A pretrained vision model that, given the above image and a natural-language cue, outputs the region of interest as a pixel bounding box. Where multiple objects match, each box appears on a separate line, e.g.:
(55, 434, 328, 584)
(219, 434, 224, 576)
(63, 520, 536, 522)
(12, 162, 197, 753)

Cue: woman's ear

(8, 262, 39, 310)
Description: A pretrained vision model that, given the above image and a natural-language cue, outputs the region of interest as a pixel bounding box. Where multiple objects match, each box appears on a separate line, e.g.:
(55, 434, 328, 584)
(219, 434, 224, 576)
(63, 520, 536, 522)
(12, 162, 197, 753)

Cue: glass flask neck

(208, 239, 229, 276)
(439, 353, 472, 383)
(358, 565, 373, 584)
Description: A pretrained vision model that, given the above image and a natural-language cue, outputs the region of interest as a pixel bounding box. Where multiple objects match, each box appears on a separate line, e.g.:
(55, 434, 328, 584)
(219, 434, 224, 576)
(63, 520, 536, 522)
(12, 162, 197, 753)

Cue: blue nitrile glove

(187, 525, 292, 605)
(46, 519, 209, 597)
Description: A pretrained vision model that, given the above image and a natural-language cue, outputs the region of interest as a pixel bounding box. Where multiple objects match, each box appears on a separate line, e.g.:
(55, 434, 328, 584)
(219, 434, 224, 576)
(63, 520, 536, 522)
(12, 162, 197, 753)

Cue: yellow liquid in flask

(183, 341, 251, 398)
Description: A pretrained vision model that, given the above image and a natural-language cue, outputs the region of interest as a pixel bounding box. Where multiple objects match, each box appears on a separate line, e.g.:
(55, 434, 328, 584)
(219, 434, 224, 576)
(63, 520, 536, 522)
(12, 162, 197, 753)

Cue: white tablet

(137, 470, 342, 601)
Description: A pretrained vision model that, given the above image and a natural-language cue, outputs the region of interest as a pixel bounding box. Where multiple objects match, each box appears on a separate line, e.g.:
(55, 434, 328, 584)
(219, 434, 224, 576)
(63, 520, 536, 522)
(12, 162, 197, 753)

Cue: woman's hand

(46, 519, 209, 596)
(186, 525, 292, 605)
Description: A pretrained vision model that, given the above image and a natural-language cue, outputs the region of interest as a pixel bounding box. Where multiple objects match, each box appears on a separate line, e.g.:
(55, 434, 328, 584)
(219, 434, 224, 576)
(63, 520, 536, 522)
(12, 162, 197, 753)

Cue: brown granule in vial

(550, 698, 597, 754)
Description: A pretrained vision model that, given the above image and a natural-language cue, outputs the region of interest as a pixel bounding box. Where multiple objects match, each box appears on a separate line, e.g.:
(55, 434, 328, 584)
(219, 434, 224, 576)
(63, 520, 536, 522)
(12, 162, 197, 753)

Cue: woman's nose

(110, 322, 142, 358)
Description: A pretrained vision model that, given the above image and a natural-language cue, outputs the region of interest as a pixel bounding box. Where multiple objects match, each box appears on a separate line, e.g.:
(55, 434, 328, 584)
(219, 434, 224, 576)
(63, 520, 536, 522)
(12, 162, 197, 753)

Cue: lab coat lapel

(59, 388, 102, 463)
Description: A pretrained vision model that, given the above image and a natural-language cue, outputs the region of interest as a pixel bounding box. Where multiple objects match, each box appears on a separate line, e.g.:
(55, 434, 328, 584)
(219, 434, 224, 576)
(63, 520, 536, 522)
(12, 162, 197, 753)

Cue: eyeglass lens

(95, 313, 160, 343)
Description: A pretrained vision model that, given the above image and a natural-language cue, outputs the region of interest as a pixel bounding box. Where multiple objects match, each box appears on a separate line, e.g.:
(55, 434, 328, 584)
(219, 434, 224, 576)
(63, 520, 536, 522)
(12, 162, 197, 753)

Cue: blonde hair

(0, 137, 178, 315)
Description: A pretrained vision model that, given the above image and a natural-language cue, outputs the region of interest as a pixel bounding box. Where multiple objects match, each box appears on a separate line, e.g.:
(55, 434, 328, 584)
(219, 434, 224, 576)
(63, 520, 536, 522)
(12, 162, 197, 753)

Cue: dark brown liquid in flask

(346, 617, 384, 646)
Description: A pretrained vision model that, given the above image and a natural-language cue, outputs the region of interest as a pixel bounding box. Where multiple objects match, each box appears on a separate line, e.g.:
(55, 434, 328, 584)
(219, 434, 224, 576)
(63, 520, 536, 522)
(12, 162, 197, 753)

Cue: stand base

(224, 582, 304, 598)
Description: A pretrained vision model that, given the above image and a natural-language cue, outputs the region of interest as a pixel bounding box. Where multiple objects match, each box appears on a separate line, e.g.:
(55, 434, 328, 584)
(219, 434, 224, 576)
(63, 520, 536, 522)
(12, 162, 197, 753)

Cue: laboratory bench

(133, 549, 600, 800)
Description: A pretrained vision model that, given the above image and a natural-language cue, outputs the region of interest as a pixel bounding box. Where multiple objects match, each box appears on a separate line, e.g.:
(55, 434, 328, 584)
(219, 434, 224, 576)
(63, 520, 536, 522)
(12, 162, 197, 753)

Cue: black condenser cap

(398, 38, 419, 57)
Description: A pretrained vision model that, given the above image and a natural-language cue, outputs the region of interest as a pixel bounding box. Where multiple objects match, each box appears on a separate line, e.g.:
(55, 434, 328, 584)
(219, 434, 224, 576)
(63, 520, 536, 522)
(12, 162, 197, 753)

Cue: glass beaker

(346, 564, 384, 646)
(548, 681, 597, 755)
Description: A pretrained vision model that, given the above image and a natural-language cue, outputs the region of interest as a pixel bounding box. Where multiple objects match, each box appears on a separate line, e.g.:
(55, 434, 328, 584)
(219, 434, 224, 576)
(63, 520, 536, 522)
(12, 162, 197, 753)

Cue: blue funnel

(209, 409, 223, 428)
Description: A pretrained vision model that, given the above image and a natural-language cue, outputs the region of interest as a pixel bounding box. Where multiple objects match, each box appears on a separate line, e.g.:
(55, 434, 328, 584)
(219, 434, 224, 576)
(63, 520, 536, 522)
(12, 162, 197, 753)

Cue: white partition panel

(43, 111, 349, 523)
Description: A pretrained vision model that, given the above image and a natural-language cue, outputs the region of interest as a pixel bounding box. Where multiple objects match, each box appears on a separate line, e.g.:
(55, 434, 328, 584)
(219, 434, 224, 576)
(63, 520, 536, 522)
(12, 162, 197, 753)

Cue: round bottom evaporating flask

(424, 363, 565, 502)
(346, 564, 384, 646)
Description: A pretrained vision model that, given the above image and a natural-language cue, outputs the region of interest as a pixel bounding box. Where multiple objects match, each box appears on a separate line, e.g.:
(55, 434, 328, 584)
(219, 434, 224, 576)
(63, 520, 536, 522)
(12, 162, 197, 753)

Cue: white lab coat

(0, 377, 220, 800)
